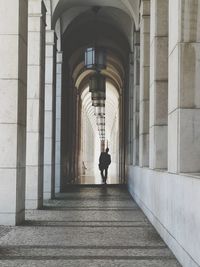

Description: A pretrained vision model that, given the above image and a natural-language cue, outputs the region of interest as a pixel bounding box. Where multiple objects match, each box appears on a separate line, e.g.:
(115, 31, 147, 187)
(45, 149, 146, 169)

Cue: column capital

(140, 0, 150, 17)
(57, 51, 63, 63)
(28, 0, 47, 14)
(134, 31, 140, 45)
(46, 30, 57, 46)
(129, 52, 134, 65)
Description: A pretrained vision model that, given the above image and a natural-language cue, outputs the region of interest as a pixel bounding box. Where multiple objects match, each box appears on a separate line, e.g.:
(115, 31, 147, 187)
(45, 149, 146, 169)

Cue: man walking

(99, 148, 111, 184)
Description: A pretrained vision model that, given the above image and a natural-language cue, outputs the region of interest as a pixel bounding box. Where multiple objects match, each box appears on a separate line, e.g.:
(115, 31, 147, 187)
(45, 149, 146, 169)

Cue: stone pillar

(0, 0, 28, 225)
(128, 52, 134, 165)
(168, 0, 200, 173)
(139, 0, 150, 167)
(26, 0, 46, 209)
(43, 30, 57, 199)
(149, 0, 168, 169)
(55, 51, 62, 193)
(133, 32, 140, 166)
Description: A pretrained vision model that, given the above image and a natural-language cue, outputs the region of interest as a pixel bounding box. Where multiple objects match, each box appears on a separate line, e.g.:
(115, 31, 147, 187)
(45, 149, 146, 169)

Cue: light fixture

(85, 47, 106, 71)
(84, 6, 107, 143)
(84, 7, 107, 71)
(98, 127, 105, 132)
(89, 72, 106, 107)
(94, 106, 105, 116)
(89, 72, 106, 93)
(96, 116, 105, 126)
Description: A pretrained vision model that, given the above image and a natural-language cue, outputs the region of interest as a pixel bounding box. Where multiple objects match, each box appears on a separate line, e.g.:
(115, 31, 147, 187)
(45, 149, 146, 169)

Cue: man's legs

(101, 169, 105, 183)
(104, 168, 108, 184)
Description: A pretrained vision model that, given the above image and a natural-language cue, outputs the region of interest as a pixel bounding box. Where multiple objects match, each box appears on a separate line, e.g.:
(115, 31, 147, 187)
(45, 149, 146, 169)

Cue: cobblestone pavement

(0, 186, 181, 266)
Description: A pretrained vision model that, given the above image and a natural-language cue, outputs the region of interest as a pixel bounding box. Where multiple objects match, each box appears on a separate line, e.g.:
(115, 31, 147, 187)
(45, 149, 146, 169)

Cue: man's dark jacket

(99, 152, 111, 170)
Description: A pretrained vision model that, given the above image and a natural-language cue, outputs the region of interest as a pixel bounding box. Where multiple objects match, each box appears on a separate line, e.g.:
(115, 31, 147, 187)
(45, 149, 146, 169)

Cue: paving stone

(0, 186, 181, 267)
(0, 259, 181, 267)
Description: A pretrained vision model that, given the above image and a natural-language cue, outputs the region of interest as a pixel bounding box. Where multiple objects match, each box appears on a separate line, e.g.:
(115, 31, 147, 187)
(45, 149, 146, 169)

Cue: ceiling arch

(62, 18, 130, 62)
(55, 6, 135, 49)
(73, 58, 124, 94)
(81, 83, 119, 140)
(51, 0, 140, 29)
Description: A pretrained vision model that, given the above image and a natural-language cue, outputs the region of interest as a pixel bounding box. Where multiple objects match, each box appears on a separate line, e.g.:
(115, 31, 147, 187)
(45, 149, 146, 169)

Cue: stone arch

(58, 5, 131, 185)
(51, 0, 140, 29)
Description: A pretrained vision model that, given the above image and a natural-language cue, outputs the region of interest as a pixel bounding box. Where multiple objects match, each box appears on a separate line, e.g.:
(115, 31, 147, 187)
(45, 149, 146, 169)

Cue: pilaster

(139, 0, 150, 167)
(133, 32, 140, 166)
(0, 0, 28, 225)
(168, 0, 200, 173)
(149, 0, 168, 169)
(43, 30, 57, 199)
(26, 0, 46, 209)
(55, 51, 63, 193)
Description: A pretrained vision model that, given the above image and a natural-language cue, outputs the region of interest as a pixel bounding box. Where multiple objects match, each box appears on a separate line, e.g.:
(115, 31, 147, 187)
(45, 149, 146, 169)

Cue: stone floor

(0, 185, 181, 266)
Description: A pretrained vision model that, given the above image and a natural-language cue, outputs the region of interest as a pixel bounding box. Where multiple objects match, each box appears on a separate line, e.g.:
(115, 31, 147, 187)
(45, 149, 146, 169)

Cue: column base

(43, 192, 54, 200)
(25, 199, 43, 210)
(0, 210, 25, 226)
(139, 133, 149, 167)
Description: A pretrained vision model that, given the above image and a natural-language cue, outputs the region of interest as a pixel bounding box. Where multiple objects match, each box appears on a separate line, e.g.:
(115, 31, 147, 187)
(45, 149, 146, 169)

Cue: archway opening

(58, 5, 132, 188)
(79, 82, 119, 184)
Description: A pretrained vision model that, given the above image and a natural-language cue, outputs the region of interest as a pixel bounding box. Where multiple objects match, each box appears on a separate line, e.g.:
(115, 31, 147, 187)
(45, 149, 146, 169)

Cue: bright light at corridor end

(81, 82, 119, 148)
(81, 82, 119, 183)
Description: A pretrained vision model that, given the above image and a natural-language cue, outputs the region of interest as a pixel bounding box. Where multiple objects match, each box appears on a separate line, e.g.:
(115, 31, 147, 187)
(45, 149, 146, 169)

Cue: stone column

(168, 0, 200, 173)
(133, 32, 140, 166)
(139, 0, 150, 167)
(149, 0, 168, 169)
(43, 30, 57, 199)
(26, 0, 46, 209)
(0, 0, 28, 225)
(128, 52, 134, 165)
(55, 51, 62, 193)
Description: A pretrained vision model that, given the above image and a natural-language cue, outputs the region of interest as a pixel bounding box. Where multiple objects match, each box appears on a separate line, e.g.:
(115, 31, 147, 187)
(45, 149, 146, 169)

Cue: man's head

(106, 148, 109, 153)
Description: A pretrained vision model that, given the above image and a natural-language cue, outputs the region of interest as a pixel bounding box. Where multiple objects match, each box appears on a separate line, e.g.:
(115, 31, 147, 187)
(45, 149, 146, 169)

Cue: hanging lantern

(94, 106, 105, 116)
(96, 116, 105, 126)
(89, 72, 106, 107)
(98, 130, 104, 135)
(91, 91, 106, 101)
(92, 99, 105, 107)
(85, 47, 106, 71)
(92, 95, 105, 107)
(98, 126, 105, 133)
(84, 7, 107, 143)
(98, 126, 105, 131)
(89, 72, 106, 93)
(84, 7, 106, 71)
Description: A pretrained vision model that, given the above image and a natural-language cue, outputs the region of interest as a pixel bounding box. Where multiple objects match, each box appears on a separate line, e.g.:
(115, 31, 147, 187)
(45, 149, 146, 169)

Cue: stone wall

(128, 167, 200, 267)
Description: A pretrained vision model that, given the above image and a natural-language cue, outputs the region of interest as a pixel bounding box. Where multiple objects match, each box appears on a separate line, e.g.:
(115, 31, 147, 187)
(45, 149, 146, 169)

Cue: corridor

(0, 186, 180, 267)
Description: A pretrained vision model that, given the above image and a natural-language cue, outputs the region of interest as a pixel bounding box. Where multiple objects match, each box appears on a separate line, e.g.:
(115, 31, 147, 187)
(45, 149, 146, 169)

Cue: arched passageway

(0, 1, 200, 267)
(80, 82, 119, 184)
(58, 6, 131, 188)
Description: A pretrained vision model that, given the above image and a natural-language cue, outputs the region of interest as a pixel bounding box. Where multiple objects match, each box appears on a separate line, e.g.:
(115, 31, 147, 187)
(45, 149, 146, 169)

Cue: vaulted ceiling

(51, 0, 140, 29)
